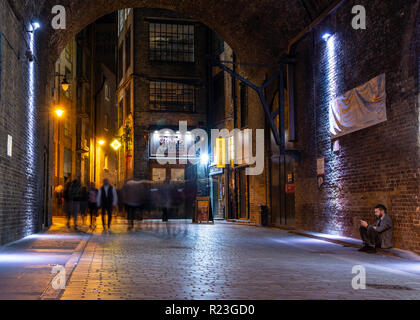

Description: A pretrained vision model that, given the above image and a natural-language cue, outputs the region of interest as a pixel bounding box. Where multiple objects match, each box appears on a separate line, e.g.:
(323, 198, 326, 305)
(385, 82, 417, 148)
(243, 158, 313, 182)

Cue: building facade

(116, 8, 210, 212)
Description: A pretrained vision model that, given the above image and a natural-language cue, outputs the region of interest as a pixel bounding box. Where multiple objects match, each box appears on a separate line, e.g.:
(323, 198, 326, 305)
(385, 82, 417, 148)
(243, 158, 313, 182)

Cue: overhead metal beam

(208, 57, 301, 161)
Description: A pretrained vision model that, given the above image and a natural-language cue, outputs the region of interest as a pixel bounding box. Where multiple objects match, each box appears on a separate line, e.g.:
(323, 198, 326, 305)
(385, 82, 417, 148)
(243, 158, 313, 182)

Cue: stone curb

(39, 227, 95, 300)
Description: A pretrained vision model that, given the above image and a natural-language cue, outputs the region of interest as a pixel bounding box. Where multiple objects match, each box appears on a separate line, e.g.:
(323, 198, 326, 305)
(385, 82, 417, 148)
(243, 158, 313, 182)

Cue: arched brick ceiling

(29, 0, 335, 67)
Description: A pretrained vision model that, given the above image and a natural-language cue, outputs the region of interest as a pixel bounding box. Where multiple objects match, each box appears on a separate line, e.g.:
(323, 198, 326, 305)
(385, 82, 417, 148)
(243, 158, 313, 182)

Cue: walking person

(70, 176, 82, 230)
(88, 182, 98, 227)
(97, 178, 118, 230)
(122, 179, 143, 230)
(79, 185, 89, 225)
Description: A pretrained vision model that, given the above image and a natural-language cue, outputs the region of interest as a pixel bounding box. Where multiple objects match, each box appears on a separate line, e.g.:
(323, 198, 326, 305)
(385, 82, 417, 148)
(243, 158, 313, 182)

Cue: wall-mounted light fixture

(55, 73, 71, 92)
(322, 32, 333, 42)
(27, 21, 41, 33)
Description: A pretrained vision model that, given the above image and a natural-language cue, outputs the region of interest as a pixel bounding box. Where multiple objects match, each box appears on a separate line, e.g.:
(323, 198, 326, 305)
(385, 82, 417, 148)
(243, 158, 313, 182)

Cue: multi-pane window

(104, 114, 109, 131)
(118, 10, 124, 35)
(104, 82, 110, 101)
(118, 45, 123, 82)
(125, 87, 131, 116)
(125, 28, 131, 70)
(118, 100, 124, 128)
(64, 117, 71, 137)
(149, 81, 194, 112)
(149, 22, 194, 62)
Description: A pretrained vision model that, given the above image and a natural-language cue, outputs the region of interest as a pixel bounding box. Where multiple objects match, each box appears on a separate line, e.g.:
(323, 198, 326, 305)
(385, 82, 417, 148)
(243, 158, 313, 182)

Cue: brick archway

(37, 0, 328, 67)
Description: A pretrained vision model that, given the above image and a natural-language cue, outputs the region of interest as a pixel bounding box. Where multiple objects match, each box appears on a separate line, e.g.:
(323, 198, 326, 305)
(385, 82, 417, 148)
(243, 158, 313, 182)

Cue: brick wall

(0, 1, 46, 245)
(293, 0, 420, 252)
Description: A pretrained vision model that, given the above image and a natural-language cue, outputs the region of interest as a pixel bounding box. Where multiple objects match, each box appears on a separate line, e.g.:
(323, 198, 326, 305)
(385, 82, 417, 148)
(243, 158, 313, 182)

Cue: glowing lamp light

(111, 139, 122, 151)
(200, 153, 209, 165)
(61, 78, 70, 92)
(32, 22, 41, 30)
(98, 140, 105, 146)
(55, 109, 64, 118)
(322, 33, 332, 42)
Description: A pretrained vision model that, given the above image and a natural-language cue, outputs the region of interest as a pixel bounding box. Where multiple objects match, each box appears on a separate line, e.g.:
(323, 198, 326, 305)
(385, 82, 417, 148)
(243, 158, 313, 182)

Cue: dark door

(270, 155, 295, 227)
(270, 155, 281, 225)
(238, 168, 248, 219)
(227, 169, 237, 219)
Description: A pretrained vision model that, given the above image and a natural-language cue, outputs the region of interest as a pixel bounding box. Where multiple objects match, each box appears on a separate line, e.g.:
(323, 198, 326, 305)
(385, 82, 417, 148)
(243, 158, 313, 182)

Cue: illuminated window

(104, 82, 110, 101)
(64, 148, 72, 177)
(149, 22, 194, 62)
(149, 80, 194, 112)
(104, 155, 109, 171)
(64, 117, 71, 137)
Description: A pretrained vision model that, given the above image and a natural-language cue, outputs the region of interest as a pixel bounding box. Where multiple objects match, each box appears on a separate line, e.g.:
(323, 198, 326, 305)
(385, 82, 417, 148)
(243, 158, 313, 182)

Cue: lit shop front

(147, 128, 208, 219)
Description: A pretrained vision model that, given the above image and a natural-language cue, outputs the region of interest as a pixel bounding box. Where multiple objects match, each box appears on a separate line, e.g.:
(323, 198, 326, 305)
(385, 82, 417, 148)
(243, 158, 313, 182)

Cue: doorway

(270, 155, 295, 227)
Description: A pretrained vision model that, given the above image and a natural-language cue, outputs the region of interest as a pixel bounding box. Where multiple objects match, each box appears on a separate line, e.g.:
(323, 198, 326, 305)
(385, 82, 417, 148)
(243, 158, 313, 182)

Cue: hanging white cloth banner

(329, 74, 387, 138)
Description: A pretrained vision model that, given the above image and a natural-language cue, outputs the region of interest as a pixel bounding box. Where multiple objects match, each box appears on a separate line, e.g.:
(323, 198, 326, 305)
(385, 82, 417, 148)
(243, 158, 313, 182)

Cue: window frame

(149, 80, 195, 112)
(148, 21, 195, 63)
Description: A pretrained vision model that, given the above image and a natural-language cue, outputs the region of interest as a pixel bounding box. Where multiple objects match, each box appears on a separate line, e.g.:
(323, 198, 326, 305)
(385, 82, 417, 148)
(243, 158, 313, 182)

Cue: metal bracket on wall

(208, 57, 301, 162)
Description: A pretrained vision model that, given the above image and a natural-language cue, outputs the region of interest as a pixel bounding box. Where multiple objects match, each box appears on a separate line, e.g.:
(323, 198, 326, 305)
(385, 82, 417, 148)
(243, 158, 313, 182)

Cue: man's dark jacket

(374, 214, 393, 249)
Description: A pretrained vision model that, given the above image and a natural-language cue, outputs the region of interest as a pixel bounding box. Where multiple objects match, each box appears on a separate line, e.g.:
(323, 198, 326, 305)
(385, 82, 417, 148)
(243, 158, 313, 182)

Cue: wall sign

(171, 168, 185, 182)
(7, 135, 12, 157)
(195, 197, 211, 223)
(285, 183, 295, 194)
(317, 158, 325, 176)
(317, 157, 325, 188)
(152, 168, 166, 182)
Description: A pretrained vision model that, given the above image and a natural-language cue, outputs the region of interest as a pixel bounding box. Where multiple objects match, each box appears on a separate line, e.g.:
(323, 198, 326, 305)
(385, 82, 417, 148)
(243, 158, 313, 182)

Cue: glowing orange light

(55, 109, 64, 117)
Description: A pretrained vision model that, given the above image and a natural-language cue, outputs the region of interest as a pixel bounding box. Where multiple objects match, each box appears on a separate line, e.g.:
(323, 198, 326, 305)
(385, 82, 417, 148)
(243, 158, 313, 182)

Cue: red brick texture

(293, 0, 420, 252)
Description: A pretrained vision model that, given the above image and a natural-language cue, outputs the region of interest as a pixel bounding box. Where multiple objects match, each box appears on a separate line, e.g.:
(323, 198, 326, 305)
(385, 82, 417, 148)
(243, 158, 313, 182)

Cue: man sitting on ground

(359, 204, 393, 253)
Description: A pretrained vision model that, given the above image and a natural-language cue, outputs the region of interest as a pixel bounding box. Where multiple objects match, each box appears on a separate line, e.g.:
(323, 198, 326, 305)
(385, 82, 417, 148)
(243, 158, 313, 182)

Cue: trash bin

(260, 205, 268, 226)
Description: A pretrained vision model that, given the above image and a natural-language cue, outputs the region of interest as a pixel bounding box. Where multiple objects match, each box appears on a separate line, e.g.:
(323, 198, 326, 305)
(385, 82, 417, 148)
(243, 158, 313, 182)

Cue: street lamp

(98, 139, 105, 146)
(55, 73, 71, 92)
(61, 77, 70, 92)
(55, 108, 65, 118)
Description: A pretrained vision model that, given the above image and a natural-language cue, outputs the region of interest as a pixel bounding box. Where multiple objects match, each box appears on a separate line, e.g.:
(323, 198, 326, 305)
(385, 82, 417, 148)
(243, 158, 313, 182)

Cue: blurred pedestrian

(63, 177, 72, 228)
(70, 176, 82, 229)
(88, 182, 98, 227)
(122, 179, 143, 230)
(97, 178, 118, 230)
(80, 185, 88, 225)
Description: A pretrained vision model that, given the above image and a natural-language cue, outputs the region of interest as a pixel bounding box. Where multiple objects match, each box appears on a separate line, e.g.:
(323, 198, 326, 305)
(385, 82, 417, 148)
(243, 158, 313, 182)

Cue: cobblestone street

(1, 218, 419, 300)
